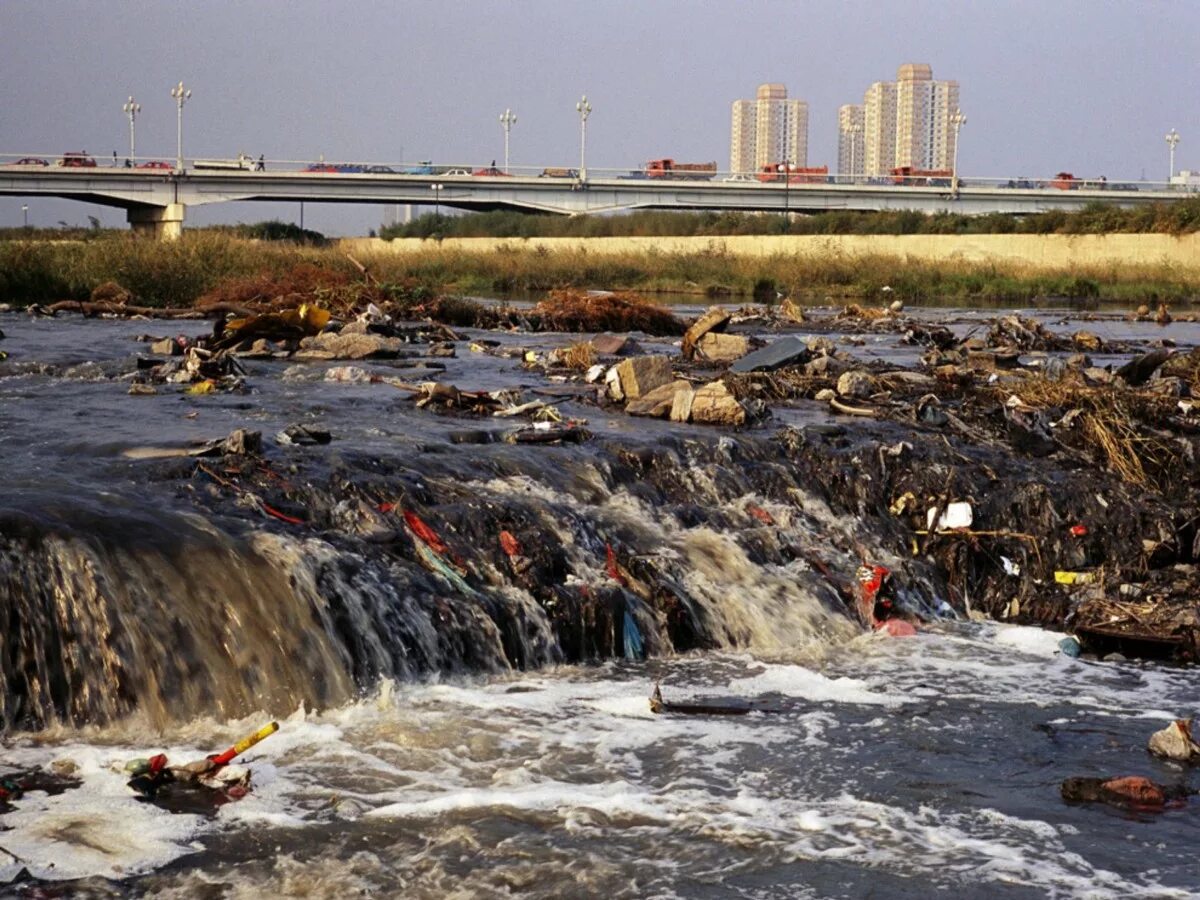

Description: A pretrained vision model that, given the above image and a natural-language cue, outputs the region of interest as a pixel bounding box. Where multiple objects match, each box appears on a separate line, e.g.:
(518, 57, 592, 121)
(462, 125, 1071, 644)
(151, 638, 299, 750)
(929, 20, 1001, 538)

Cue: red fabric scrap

(747, 504, 775, 525)
(499, 531, 522, 558)
(405, 510, 450, 555)
(605, 544, 628, 586)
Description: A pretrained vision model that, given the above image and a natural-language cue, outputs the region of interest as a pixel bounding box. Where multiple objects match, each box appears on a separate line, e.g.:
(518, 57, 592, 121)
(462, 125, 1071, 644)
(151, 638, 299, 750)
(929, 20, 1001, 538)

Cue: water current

(0, 307, 1197, 897)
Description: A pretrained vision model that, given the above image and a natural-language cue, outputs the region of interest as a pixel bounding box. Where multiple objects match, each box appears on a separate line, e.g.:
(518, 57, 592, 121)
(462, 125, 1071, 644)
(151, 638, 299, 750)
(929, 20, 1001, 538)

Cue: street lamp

(170, 81, 191, 171)
(950, 108, 967, 194)
(499, 108, 517, 174)
(21, 205, 28, 228)
(576, 94, 591, 180)
(122, 96, 141, 164)
(1166, 129, 1181, 182)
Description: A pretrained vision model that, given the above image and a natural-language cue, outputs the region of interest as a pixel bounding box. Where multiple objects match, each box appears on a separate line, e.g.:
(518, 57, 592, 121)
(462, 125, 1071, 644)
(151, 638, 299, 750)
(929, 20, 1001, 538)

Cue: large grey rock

(591, 333, 641, 356)
(298, 331, 406, 360)
(729, 336, 809, 373)
(625, 379, 690, 418)
(682, 306, 731, 359)
(614, 355, 673, 399)
(695, 332, 749, 363)
(690, 381, 746, 426)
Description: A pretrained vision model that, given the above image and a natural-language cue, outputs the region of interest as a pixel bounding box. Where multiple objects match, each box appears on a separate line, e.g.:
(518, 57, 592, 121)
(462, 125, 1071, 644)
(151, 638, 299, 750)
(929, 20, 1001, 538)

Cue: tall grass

(1, 231, 1198, 308)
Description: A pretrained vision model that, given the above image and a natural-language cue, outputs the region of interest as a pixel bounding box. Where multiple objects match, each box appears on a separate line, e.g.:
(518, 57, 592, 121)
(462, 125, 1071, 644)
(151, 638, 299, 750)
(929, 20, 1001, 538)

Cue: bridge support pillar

(127, 203, 185, 240)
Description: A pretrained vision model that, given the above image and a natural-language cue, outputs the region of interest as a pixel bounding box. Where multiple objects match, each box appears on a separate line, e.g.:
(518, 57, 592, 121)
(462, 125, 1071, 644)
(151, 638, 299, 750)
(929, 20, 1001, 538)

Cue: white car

(722, 173, 755, 182)
(441, 168, 471, 176)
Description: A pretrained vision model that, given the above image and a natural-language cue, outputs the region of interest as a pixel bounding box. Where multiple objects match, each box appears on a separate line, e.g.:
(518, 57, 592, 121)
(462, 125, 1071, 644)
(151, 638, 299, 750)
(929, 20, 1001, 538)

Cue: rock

(1116, 348, 1171, 386)
(150, 338, 182, 356)
(1072, 330, 1103, 352)
(689, 381, 746, 426)
(836, 370, 874, 399)
(1065, 352, 1091, 369)
(127, 383, 158, 396)
(670, 384, 696, 422)
(625, 379, 690, 418)
(695, 332, 749, 363)
(814, 388, 836, 401)
(730, 336, 809, 374)
(889, 299, 904, 313)
(91, 281, 134, 305)
(1082, 366, 1114, 385)
(1136, 304, 1151, 317)
(805, 336, 836, 356)
(591, 333, 642, 356)
(1148, 376, 1185, 397)
(1061, 775, 1193, 808)
(1156, 303, 1173, 326)
(325, 366, 374, 383)
(804, 355, 853, 377)
(614, 356, 673, 400)
(778, 298, 805, 322)
(298, 331, 406, 360)
(1147, 719, 1200, 762)
(682, 307, 731, 359)
(276, 424, 333, 446)
(1161, 347, 1200, 380)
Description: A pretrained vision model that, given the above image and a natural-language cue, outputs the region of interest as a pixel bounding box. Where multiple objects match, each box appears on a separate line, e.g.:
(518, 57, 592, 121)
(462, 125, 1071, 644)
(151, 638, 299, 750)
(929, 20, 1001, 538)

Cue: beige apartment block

(856, 64, 959, 177)
(837, 103, 865, 177)
(729, 83, 809, 174)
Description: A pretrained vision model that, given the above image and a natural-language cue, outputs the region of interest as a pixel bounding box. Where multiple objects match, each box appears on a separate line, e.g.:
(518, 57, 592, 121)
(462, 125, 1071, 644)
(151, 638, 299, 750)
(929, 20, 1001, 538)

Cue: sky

(1, 0, 1198, 235)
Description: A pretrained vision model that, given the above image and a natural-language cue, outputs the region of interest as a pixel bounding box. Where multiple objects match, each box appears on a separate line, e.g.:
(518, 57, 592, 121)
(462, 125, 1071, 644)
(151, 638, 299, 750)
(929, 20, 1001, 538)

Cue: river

(0, 306, 1197, 897)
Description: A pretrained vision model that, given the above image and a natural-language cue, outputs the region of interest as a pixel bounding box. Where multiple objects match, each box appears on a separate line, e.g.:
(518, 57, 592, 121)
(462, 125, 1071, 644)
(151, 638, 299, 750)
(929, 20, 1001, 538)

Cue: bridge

(0, 156, 1187, 239)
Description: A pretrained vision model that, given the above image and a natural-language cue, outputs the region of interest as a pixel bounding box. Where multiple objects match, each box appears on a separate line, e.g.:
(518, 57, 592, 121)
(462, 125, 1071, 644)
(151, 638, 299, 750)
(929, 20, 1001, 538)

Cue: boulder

(837, 370, 874, 399)
(297, 331, 406, 360)
(730, 337, 809, 374)
(695, 332, 749, 363)
(1116, 348, 1171, 386)
(681, 307, 731, 359)
(90, 281, 134, 305)
(150, 338, 181, 356)
(690, 381, 746, 426)
(1072, 330, 1103, 353)
(591, 332, 642, 356)
(614, 355, 673, 400)
(625, 379, 690, 418)
(804, 355, 853, 378)
(1147, 719, 1200, 762)
(670, 384, 696, 422)
(806, 336, 837, 356)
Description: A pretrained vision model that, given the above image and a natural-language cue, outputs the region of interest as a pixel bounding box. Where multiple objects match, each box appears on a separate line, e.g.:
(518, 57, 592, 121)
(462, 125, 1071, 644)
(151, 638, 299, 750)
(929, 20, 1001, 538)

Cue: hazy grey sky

(2, 0, 1197, 235)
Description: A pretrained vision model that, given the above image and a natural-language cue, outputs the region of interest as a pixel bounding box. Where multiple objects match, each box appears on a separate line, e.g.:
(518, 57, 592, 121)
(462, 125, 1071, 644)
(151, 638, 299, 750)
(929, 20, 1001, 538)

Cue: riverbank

(2, 231, 1199, 307)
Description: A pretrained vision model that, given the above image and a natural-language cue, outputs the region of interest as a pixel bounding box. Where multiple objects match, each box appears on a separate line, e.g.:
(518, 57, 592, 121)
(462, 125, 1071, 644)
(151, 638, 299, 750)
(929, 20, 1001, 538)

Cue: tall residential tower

(730, 83, 809, 174)
(844, 64, 959, 177)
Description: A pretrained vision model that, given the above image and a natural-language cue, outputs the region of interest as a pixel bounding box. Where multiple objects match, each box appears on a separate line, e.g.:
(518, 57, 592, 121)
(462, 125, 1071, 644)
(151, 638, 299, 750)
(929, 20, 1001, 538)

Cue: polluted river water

(0, 304, 1198, 897)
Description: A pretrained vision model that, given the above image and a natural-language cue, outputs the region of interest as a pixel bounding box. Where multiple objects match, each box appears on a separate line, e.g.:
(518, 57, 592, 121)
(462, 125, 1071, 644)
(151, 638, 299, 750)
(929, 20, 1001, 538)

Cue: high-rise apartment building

(852, 64, 959, 177)
(837, 104, 865, 177)
(729, 83, 809, 174)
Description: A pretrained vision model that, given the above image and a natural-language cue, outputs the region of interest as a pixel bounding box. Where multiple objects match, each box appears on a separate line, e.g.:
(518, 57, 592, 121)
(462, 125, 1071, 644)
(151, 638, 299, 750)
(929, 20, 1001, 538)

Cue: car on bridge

(57, 152, 96, 168)
(135, 161, 172, 170)
(441, 168, 471, 176)
(304, 163, 339, 173)
(2, 157, 49, 167)
(540, 167, 579, 178)
(401, 161, 435, 175)
(472, 166, 510, 177)
(365, 165, 395, 174)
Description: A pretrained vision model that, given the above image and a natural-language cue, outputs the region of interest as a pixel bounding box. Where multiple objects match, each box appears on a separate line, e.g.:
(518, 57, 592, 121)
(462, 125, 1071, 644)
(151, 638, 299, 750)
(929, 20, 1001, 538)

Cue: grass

(1, 226, 1199, 308)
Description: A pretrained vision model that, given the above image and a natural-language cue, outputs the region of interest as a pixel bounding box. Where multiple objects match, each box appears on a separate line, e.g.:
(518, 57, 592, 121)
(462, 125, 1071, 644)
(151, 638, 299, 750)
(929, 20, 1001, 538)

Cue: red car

(472, 166, 511, 177)
(3, 157, 49, 167)
(304, 163, 339, 173)
(57, 152, 97, 168)
(135, 160, 172, 170)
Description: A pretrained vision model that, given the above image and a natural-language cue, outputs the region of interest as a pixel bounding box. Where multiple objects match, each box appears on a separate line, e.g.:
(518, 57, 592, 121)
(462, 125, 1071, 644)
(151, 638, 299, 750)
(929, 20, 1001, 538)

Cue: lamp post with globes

(122, 96, 141, 164)
(431, 183, 444, 222)
(1166, 129, 1181, 183)
(499, 109, 517, 174)
(170, 81, 191, 171)
(576, 95, 591, 181)
(950, 108, 967, 194)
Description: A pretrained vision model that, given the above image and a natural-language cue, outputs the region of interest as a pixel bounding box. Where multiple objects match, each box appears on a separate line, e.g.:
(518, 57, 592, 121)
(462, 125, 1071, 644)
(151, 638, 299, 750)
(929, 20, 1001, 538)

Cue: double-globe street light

(122, 96, 141, 163)
(1166, 129, 1181, 182)
(576, 95, 591, 181)
(950, 108, 967, 194)
(170, 81, 191, 171)
(499, 109, 517, 174)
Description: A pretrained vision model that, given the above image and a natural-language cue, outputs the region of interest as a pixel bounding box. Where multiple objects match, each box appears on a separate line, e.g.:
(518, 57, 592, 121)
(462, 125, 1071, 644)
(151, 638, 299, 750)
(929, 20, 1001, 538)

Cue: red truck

(890, 166, 952, 187)
(758, 163, 829, 184)
(1049, 172, 1077, 190)
(57, 152, 97, 168)
(645, 158, 717, 180)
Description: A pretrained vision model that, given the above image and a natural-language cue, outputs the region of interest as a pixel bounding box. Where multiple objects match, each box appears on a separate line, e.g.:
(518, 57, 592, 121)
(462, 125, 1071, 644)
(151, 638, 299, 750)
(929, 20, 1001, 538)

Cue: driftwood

(44, 300, 206, 319)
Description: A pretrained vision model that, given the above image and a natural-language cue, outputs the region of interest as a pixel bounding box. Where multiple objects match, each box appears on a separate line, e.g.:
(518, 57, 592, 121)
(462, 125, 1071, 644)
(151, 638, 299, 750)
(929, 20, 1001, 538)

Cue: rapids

(1, 309, 1198, 896)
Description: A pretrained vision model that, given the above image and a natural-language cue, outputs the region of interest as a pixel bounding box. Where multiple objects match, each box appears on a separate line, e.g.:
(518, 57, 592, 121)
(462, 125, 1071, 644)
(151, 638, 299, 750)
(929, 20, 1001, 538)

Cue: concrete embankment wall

(341, 233, 1200, 272)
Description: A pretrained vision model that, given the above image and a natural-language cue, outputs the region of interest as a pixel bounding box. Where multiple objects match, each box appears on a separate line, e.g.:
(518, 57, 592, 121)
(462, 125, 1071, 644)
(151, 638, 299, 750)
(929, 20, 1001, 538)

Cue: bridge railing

(0, 152, 1190, 192)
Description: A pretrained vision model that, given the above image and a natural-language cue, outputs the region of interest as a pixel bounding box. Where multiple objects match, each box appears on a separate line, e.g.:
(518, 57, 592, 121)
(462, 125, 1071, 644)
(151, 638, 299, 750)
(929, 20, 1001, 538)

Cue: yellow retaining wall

(340, 233, 1200, 272)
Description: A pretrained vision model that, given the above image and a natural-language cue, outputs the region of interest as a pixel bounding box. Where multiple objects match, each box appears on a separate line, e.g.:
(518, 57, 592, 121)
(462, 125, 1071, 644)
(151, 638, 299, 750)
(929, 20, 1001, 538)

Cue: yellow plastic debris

(1054, 571, 1095, 585)
(186, 379, 217, 395)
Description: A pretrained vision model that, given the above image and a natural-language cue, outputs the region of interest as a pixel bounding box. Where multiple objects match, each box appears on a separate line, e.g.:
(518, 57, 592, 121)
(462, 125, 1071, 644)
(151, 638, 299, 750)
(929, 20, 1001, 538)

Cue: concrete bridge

(0, 161, 1184, 239)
